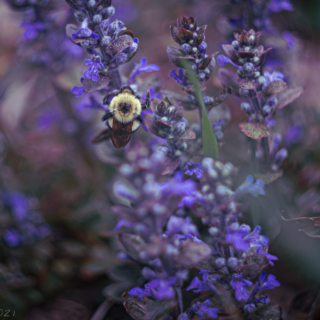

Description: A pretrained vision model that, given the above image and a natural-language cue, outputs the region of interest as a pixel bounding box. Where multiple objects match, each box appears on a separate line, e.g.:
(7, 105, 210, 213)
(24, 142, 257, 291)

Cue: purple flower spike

(84, 55, 104, 82)
(185, 161, 203, 179)
(230, 273, 252, 301)
(257, 272, 280, 290)
(257, 247, 278, 266)
(191, 299, 218, 318)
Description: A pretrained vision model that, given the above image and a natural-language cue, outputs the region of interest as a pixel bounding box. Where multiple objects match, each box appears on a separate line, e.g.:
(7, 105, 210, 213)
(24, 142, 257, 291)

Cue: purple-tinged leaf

(238, 79, 257, 90)
(222, 44, 238, 63)
(154, 120, 172, 130)
(111, 205, 138, 222)
(198, 52, 218, 70)
(178, 129, 196, 140)
(275, 86, 304, 113)
(182, 83, 207, 93)
(118, 233, 146, 261)
(91, 129, 112, 144)
(161, 157, 180, 175)
(257, 47, 272, 66)
(122, 291, 177, 320)
(156, 101, 168, 115)
(239, 254, 269, 281)
(239, 34, 249, 46)
(118, 30, 135, 38)
(264, 80, 288, 97)
(239, 122, 269, 140)
(253, 171, 283, 184)
(237, 51, 255, 58)
(172, 102, 185, 122)
(218, 68, 239, 94)
(207, 87, 232, 110)
(83, 75, 110, 93)
(177, 28, 194, 42)
(170, 25, 180, 44)
(196, 25, 207, 43)
(106, 35, 133, 54)
(167, 46, 183, 67)
(251, 304, 281, 320)
(173, 238, 212, 266)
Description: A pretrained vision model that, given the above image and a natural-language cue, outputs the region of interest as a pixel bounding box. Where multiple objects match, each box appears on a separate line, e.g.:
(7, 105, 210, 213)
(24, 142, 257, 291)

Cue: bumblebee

(102, 86, 150, 149)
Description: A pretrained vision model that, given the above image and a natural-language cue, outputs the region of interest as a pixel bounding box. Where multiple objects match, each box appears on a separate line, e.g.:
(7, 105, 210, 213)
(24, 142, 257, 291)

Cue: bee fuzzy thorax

(110, 93, 141, 124)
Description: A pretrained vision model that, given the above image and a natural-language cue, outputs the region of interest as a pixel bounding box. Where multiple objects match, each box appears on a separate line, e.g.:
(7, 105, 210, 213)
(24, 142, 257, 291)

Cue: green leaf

(181, 62, 219, 159)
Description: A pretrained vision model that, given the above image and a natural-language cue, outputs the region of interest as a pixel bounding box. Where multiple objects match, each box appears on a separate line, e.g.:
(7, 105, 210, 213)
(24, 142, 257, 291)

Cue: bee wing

(111, 118, 133, 149)
(91, 129, 112, 144)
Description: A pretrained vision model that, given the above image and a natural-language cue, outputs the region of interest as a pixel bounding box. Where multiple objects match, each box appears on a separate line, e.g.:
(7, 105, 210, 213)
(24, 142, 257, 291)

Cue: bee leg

(136, 115, 143, 123)
(103, 91, 119, 105)
(145, 89, 150, 109)
(102, 112, 113, 121)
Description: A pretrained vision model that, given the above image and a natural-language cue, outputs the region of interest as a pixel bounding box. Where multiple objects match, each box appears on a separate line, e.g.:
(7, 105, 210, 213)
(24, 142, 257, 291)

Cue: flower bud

(253, 71, 260, 78)
(243, 63, 254, 74)
(209, 227, 219, 236)
(274, 148, 288, 164)
(241, 102, 252, 115)
(215, 257, 226, 269)
(248, 35, 255, 45)
(106, 6, 115, 17)
(252, 56, 260, 64)
(174, 121, 186, 134)
(228, 257, 238, 269)
(88, 0, 95, 7)
(262, 104, 272, 116)
(142, 267, 156, 279)
(268, 97, 278, 106)
(199, 41, 207, 54)
(93, 14, 102, 24)
(192, 47, 198, 54)
(101, 36, 111, 46)
(232, 40, 239, 50)
(237, 69, 244, 78)
(74, 11, 86, 22)
(257, 76, 266, 87)
(180, 43, 191, 54)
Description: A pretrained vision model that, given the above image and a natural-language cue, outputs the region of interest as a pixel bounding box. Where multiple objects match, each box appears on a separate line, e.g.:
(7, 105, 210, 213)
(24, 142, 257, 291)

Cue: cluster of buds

(144, 97, 197, 174)
(66, 0, 138, 86)
(222, 30, 271, 93)
(167, 16, 217, 87)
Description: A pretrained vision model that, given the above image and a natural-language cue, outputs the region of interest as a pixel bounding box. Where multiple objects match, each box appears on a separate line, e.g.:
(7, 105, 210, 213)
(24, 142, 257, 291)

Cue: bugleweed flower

(84, 55, 104, 81)
(190, 299, 218, 318)
(230, 273, 253, 301)
(66, 0, 139, 90)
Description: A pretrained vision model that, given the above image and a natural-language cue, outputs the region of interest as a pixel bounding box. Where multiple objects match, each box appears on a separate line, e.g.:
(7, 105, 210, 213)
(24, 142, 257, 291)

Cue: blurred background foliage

(0, 0, 320, 319)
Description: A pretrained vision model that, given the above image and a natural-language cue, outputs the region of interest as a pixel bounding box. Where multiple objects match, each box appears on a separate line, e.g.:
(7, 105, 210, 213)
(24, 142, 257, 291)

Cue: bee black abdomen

(111, 118, 133, 149)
